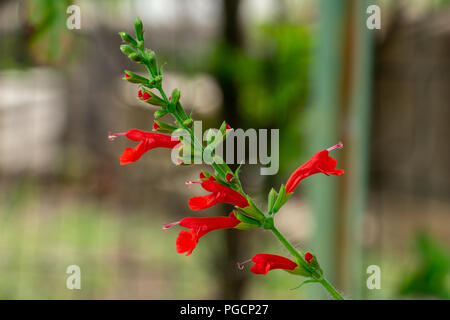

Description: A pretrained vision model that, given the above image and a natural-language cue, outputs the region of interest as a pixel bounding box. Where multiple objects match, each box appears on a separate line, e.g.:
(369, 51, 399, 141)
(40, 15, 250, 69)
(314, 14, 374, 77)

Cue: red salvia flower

(225, 173, 234, 183)
(163, 212, 242, 256)
(188, 176, 249, 210)
(109, 129, 179, 165)
(124, 72, 130, 79)
(285, 142, 345, 194)
(238, 254, 298, 275)
(152, 122, 160, 130)
(304, 252, 313, 263)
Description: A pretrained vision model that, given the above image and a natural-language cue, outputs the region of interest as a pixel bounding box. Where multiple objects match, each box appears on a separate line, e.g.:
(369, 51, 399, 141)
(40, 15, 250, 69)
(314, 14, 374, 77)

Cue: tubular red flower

(109, 129, 180, 165)
(152, 122, 160, 130)
(305, 252, 313, 263)
(225, 173, 234, 182)
(249, 254, 298, 275)
(188, 176, 249, 210)
(163, 212, 241, 256)
(285, 142, 344, 194)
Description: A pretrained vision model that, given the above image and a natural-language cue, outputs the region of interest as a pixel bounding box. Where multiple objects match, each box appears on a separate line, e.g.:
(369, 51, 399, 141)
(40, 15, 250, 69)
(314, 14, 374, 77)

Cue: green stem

(319, 278, 344, 300)
(271, 225, 344, 300)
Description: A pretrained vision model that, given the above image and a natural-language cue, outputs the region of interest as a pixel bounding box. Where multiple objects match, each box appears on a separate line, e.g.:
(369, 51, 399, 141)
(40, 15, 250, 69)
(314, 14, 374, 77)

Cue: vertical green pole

(305, 0, 373, 299)
(305, 0, 348, 299)
(345, 0, 374, 298)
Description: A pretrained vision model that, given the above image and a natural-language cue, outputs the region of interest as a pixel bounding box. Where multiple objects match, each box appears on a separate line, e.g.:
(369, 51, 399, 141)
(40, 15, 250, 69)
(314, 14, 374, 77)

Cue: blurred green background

(0, 0, 449, 299)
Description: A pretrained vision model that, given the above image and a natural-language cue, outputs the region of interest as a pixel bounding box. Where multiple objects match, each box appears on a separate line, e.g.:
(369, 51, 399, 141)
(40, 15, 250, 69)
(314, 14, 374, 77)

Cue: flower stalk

(113, 17, 346, 300)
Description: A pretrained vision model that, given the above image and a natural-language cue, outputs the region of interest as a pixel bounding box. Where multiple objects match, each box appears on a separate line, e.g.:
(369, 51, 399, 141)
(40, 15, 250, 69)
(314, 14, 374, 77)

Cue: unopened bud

(118, 32, 137, 47)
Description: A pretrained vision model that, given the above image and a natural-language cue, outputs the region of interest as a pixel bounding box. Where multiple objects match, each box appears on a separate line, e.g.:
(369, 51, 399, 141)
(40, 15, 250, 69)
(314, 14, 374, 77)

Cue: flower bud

(267, 188, 278, 214)
(272, 185, 292, 214)
(138, 89, 167, 107)
(129, 52, 144, 63)
(145, 49, 157, 74)
(168, 88, 180, 113)
(183, 118, 193, 128)
(152, 120, 177, 133)
(123, 70, 149, 85)
(154, 109, 169, 118)
(134, 17, 144, 41)
(118, 32, 137, 47)
(120, 44, 135, 56)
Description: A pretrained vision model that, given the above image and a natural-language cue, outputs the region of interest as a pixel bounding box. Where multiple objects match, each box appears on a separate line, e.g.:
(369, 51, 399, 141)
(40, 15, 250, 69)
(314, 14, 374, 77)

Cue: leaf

(290, 279, 319, 291)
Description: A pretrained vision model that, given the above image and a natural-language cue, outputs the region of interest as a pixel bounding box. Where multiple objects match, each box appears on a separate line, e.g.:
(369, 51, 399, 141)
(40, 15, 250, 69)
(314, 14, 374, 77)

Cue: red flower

(304, 252, 313, 263)
(152, 122, 160, 130)
(124, 72, 130, 79)
(248, 254, 298, 275)
(225, 173, 234, 183)
(285, 142, 345, 194)
(137, 89, 151, 101)
(109, 129, 179, 165)
(163, 212, 242, 256)
(188, 176, 249, 210)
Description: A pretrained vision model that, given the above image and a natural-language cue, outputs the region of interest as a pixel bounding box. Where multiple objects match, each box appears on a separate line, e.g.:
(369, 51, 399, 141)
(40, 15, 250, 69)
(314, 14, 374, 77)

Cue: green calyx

(233, 210, 261, 230)
(287, 265, 313, 278)
(240, 197, 265, 221)
(272, 184, 292, 214)
(267, 188, 278, 214)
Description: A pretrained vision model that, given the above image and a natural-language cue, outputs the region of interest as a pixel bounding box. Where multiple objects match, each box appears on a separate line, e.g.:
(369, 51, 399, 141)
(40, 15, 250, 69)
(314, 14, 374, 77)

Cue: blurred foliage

(398, 233, 450, 299)
(209, 23, 312, 176)
(23, 0, 75, 65)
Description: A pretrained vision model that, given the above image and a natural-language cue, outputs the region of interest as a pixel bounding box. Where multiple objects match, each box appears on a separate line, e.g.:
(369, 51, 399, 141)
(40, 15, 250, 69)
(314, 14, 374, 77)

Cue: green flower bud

(152, 120, 177, 133)
(129, 52, 144, 63)
(154, 109, 169, 118)
(145, 49, 157, 74)
(123, 70, 149, 85)
(183, 118, 193, 128)
(139, 89, 167, 107)
(118, 32, 137, 47)
(272, 184, 292, 214)
(267, 188, 278, 214)
(134, 17, 144, 41)
(120, 44, 135, 56)
(168, 88, 180, 113)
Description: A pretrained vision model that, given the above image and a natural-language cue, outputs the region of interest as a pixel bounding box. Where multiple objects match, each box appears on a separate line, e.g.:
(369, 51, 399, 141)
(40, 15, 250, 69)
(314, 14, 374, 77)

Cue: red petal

(250, 254, 297, 275)
(188, 194, 218, 210)
(176, 229, 198, 256)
